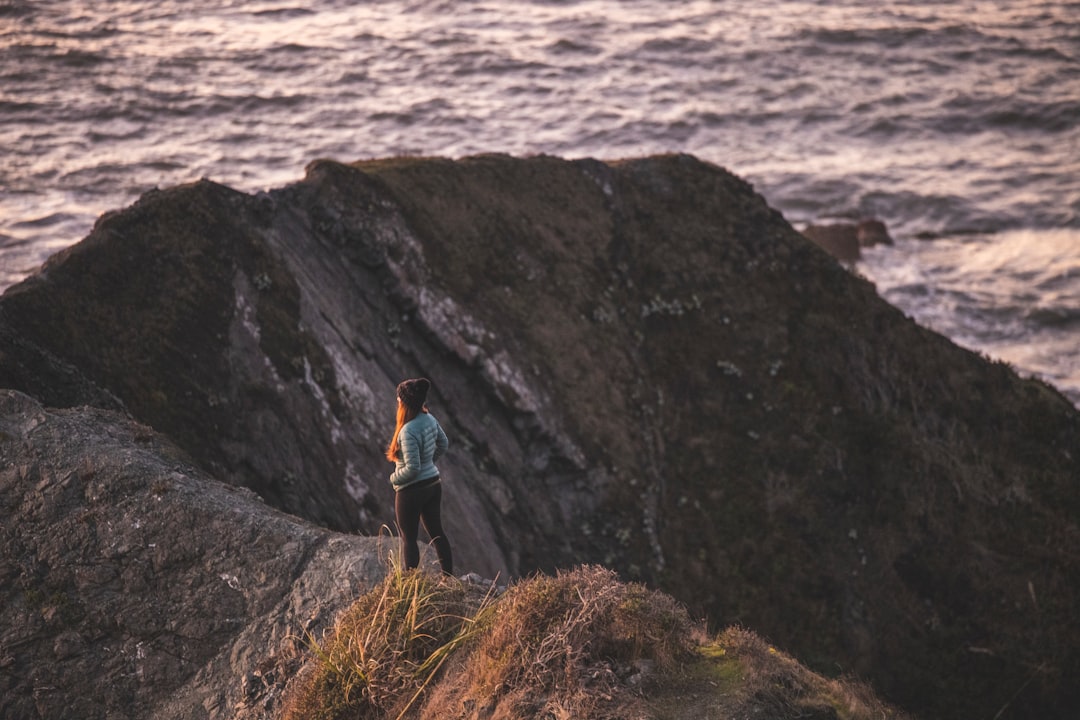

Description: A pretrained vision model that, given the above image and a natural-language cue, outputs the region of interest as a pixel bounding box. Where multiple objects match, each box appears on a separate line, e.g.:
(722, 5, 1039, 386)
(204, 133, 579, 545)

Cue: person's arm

(433, 419, 448, 461)
(390, 426, 421, 486)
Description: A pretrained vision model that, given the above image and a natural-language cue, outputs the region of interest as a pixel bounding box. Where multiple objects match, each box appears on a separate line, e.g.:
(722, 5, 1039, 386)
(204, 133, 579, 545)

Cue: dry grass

(280, 565, 911, 720)
(280, 567, 496, 720)
(421, 565, 697, 719)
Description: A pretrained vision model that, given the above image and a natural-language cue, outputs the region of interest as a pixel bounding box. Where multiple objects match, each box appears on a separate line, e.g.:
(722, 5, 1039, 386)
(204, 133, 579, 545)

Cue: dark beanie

(397, 378, 431, 410)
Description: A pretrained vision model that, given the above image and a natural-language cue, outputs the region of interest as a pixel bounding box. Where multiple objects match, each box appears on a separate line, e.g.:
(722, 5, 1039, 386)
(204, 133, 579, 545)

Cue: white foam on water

(1, 0, 1077, 400)
(859, 228, 1080, 405)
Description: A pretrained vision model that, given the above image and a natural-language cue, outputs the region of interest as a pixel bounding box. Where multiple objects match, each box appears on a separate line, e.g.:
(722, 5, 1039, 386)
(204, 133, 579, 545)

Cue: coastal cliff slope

(1, 154, 1077, 719)
(0, 390, 909, 720)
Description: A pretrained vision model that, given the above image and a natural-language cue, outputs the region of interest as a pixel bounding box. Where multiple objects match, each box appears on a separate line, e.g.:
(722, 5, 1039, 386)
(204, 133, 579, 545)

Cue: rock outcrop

(0, 390, 388, 719)
(2, 154, 1078, 719)
(802, 218, 893, 260)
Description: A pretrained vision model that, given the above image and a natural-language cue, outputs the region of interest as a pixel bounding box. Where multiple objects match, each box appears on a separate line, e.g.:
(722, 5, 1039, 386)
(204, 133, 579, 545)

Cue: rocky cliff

(1, 391, 911, 720)
(0, 390, 388, 719)
(1, 153, 1077, 719)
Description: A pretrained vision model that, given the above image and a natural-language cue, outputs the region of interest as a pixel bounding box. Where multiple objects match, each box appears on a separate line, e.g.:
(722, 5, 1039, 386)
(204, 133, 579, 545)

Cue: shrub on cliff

(282, 566, 909, 720)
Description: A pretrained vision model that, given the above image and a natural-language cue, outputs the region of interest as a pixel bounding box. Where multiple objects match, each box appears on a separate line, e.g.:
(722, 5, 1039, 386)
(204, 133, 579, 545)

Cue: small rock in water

(802, 218, 892, 261)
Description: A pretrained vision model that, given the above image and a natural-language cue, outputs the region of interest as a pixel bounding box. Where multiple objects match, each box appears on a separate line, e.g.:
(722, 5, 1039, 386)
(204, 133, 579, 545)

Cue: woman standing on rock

(386, 377, 453, 576)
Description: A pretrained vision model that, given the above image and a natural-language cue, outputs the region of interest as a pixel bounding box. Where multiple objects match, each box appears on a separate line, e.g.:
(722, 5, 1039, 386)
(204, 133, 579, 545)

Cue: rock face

(0, 390, 388, 719)
(1, 154, 1078, 719)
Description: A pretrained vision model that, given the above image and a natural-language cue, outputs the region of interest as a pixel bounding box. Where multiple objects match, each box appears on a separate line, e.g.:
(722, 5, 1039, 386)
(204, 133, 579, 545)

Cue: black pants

(394, 478, 453, 575)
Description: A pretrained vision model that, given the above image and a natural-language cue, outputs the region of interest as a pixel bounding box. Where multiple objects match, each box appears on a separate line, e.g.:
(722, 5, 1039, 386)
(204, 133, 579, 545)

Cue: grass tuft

(280, 565, 911, 720)
(425, 565, 697, 719)
(280, 565, 495, 720)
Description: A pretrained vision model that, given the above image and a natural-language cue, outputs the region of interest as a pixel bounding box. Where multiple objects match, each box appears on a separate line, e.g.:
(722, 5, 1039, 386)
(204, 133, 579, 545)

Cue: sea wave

(1, 0, 1078, 403)
(859, 228, 1080, 404)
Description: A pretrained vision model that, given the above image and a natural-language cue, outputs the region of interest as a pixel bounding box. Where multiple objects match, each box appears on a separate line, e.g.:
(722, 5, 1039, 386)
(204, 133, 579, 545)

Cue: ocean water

(2, 0, 1078, 403)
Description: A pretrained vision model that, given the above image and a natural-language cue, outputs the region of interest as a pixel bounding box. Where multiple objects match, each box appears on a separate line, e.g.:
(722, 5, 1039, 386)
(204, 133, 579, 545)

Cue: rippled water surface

(2, 0, 1079, 401)
(862, 229, 1080, 401)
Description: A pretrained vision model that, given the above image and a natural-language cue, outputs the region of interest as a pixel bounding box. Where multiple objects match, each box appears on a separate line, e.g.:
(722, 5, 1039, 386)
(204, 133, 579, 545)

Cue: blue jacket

(390, 412, 449, 490)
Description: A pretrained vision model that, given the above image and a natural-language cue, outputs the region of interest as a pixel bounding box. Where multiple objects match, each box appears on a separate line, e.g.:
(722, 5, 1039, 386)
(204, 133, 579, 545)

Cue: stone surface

(1, 154, 1078, 719)
(856, 218, 892, 247)
(802, 222, 862, 260)
(0, 390, 388, 720)
(802, 218, 892, 261)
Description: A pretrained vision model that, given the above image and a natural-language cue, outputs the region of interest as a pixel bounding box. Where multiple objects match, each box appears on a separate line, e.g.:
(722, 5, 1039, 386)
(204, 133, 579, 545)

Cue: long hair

(386, 401, 425, 461)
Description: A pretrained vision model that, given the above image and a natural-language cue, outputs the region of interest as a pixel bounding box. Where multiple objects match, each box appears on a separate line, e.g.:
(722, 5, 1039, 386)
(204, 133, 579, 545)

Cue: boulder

(856, 218, 892, 247)
(802, 218, 893, 260)
(803, 222, 861, 260)
(1, 154, 1078, 719)
(0, 390, 388, 720)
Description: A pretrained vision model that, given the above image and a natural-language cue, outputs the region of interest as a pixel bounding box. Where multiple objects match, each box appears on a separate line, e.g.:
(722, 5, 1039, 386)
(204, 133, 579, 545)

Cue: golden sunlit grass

(280, 562, 496, 720)
(281, 565, 911, 720)
(422, 565, 696, 720)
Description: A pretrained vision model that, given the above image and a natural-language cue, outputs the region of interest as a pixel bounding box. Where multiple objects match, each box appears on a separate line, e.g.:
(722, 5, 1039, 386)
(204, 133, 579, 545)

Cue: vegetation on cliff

(283, 565, 907, 720)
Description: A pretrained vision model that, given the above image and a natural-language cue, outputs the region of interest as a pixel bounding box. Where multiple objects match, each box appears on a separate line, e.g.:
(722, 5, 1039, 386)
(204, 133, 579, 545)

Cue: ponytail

(386, 401, 421, 461)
